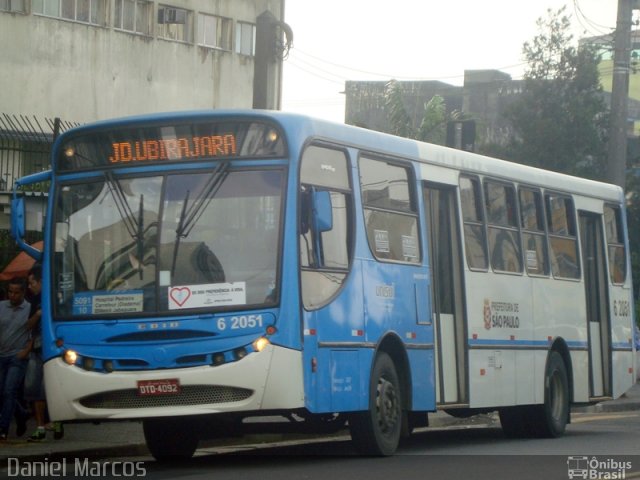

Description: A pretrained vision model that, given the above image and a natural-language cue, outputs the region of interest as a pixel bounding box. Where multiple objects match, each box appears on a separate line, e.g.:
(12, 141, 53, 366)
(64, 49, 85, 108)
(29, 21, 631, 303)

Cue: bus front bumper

(43, 344, 304, 421)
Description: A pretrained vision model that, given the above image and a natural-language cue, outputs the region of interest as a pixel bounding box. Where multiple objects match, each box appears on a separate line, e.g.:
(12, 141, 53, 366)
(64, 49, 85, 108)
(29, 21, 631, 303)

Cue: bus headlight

(63, 350, 78, 365)
(252, 337, 270, 352)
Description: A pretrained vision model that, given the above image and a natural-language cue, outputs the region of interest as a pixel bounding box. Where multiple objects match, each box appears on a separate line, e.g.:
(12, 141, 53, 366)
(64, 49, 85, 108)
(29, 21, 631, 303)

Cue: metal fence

(0, 113, 80, 276)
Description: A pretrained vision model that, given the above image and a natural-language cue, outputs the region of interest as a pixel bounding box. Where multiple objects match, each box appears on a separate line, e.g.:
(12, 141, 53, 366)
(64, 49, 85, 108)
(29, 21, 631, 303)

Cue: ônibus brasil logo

(567, 456, 632, 479)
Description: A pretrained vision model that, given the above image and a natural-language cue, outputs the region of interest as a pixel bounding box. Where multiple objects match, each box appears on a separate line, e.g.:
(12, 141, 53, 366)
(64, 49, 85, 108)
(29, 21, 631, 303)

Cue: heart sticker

(169, 287, 191, 307)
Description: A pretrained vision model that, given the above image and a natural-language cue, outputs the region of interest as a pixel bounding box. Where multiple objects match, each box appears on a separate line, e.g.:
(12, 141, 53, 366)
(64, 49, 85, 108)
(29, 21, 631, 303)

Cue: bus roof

(60, 109, 623, 203)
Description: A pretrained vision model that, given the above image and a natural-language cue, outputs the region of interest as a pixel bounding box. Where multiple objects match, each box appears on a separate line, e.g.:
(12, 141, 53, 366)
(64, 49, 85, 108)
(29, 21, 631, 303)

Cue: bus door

(423, 183, 467, 405)
(578, 211, 612, 399)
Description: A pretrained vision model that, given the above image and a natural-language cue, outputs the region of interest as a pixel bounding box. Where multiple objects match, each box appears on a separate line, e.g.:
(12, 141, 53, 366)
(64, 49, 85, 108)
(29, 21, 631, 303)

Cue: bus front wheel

(349, 352, 402, 456)
(143, 417, 199, 461)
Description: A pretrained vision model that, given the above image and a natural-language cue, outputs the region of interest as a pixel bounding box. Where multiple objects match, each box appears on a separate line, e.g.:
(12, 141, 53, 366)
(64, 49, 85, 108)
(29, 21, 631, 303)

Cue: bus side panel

(407, 348, 436, 411)
(465, 271, 532, 408)
(302, 263, 368, 413)
(609, 283, 635, 398)
(361, 259, 435, 410)
(531, 275, 589, 404)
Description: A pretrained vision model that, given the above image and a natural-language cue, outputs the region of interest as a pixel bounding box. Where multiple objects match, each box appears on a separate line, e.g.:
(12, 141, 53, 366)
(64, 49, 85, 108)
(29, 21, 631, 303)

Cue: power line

(285, 60, 346, 86)
(289, 48, 528, 83)
(573, 0, 614, 36)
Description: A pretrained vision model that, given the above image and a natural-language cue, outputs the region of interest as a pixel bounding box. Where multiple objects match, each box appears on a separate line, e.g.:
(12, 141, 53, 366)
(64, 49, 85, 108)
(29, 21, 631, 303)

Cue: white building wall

(0, 0, 284, 123)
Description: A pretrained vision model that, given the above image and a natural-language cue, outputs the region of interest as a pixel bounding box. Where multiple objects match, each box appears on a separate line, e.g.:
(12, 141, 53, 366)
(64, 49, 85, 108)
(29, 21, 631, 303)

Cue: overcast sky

(281, 0, 619, 123)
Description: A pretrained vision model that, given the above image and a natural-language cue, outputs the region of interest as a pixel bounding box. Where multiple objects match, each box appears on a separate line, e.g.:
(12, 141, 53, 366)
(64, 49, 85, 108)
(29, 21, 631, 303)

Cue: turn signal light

(252, 337, 270, 352)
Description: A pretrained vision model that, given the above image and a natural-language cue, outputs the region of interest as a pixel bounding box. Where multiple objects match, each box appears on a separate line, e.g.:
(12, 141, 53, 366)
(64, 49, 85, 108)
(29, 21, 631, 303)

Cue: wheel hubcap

(376, 377, 399, 433)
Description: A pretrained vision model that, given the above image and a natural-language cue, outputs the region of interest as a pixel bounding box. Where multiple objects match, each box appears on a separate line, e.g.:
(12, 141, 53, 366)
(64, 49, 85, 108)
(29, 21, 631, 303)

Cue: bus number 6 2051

(216, 314, 264, 331)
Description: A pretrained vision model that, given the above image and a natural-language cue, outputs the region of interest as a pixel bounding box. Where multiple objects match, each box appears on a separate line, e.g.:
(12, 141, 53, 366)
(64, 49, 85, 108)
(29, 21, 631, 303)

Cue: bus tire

(349, 352, 402, 456)
(143, 417, 199, 461)
(532, 351, 569, 438)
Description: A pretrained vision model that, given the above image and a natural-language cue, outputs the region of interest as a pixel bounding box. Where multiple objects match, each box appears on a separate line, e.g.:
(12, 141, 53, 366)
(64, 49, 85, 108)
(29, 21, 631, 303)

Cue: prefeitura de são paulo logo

(484, 299, 492, 330)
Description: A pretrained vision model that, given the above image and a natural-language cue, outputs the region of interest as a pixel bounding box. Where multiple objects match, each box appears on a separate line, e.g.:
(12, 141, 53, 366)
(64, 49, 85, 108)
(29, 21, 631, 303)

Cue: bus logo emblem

(484, 299, 492, 330)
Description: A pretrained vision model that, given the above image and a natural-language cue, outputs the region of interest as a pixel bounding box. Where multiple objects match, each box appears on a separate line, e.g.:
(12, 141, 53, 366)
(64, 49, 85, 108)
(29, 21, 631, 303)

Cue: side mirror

(11, 170, 51, 261)
(312, 190, 333, 233)
(10, 195, 26, 240)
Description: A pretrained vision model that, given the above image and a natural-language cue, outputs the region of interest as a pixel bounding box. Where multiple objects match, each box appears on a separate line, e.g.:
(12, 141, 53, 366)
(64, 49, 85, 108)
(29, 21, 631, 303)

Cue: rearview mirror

(312, 190, 333, 233)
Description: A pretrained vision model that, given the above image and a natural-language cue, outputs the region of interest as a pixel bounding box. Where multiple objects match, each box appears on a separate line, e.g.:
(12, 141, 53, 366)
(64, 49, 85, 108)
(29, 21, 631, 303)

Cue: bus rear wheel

(143, 417, 199, 462)
(533, 351, 569, 437)
(349, 352, 402, 456)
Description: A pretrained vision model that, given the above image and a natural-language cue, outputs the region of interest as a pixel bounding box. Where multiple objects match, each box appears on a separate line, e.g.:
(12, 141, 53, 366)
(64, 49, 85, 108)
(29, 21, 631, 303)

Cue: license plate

(137, 378, 181, 396)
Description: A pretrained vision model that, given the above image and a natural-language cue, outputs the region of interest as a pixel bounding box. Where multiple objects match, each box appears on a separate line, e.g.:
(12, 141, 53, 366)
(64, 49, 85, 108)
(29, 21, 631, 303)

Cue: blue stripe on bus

(468, 338, 589, 349)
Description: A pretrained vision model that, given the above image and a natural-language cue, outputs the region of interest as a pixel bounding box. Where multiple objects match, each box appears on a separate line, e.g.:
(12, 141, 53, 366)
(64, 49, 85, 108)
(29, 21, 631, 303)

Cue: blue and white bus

(11, 110, 636, 458)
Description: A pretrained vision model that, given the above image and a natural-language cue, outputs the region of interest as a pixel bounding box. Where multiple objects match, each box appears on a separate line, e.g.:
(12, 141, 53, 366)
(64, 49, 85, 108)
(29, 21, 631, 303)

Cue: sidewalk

(1, 382, 638, 462)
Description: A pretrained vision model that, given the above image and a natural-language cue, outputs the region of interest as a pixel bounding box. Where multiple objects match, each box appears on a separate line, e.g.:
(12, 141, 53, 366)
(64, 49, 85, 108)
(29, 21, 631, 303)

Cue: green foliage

(418, 95, 446, 143)
(384, 80, 413, 139)
(503, 6, 608, 180)
(384, 80, 451, 145)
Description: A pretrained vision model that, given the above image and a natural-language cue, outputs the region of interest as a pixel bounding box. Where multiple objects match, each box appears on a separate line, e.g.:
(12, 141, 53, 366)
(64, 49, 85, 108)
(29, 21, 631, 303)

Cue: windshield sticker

(168, 282, 246, 310)
(72, 291, 144, 315)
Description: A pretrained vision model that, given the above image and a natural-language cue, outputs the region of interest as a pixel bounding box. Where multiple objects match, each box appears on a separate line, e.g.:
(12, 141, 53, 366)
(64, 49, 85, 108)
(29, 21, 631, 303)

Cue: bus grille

(79, 385, 253, 409)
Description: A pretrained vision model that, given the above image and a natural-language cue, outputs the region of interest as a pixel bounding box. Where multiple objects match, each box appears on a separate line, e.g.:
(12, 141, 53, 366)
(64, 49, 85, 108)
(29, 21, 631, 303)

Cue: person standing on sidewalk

(25, 265, 63, 441)
(0, 278, 32, 440)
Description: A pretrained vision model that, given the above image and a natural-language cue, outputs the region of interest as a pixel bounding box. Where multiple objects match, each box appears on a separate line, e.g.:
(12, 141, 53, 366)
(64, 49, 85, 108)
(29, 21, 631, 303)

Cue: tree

(503, 7, 608, 180)
(384, 80, 454, 145)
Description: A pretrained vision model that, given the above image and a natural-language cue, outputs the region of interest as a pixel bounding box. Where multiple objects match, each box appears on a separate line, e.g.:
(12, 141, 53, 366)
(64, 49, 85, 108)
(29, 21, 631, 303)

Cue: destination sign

(108, 134, 237, 164)
(56, 118, 286, 172)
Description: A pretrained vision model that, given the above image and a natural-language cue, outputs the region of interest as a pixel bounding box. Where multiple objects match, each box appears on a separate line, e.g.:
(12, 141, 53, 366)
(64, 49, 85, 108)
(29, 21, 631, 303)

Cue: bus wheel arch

(499, 342, 572, 438)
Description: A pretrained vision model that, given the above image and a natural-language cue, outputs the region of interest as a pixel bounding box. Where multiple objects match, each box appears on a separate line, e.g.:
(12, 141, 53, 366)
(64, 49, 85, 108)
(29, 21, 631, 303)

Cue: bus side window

(519, 187, 549, 276)
(604, 205, 626, 284)
(484, 180, 522, 273)
(459, 175, 488, 270)
(546, 194, 580, 279)
(359, 156, 420, 264)
(299, 145, 353, 309)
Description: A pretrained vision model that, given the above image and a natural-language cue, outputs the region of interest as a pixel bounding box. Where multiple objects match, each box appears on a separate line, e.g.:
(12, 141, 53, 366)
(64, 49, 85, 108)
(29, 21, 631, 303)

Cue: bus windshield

(53, 168, 283, 318)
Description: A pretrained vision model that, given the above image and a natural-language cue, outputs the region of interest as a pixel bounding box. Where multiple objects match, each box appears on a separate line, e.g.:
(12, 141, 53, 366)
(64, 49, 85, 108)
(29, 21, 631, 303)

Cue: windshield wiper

(103, 171, 145, 280)
(170, 161, 230, 276)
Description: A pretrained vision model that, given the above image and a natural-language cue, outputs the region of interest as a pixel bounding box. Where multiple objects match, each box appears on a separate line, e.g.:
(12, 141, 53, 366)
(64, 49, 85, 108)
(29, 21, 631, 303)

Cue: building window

(0, 0, 25, 13)
(158, 5, 192, 43)
(32, 0, 108, 26)
(114, 0, 152, 36)
(198, 13, 232, 50)
(236, 22, 256, 56)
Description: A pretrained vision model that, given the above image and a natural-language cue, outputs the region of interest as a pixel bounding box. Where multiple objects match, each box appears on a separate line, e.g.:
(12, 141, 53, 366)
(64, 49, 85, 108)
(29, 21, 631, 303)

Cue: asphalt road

(5, 410, 639, 480)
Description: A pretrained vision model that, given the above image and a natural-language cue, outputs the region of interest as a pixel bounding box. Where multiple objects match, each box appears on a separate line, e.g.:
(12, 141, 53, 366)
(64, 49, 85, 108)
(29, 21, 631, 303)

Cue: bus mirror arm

(11, 170, 51, 262)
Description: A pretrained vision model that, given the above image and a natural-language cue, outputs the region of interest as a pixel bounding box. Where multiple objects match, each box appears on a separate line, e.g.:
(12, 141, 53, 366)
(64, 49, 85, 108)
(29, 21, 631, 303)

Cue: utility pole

(252, 11, 293, 110)
(608, 0, 635, 188)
